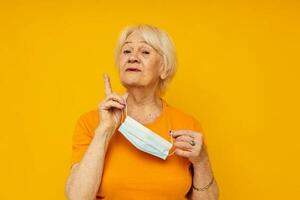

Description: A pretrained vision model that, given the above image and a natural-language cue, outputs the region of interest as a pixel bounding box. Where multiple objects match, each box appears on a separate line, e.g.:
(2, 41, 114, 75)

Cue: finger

(175, 149, 192, 158)
(101, 101, 125, 110)
(101, 100, 125, 110)
(103, 73, 113, 96)
(175, 135, 194, 143)
(174, 141, 194, 151)
(171, 130, 199, 138)
(106, 93, 126, 105)
(175, 134, 203, 152)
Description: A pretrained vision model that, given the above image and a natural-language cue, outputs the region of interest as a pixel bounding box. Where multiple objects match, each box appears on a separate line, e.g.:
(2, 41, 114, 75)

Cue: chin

(120, 79, 142, 88)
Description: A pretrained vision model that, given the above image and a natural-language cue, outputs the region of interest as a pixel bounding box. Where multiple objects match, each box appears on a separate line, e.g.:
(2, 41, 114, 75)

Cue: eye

(142, 50, 150, 54)
(123, 50, 131, 54)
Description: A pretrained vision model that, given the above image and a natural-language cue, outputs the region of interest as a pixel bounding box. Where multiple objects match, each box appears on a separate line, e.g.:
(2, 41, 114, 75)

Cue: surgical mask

(118, 101, 175, 160)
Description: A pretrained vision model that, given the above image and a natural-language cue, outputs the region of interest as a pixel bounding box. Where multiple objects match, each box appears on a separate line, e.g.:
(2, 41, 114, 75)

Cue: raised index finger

(103, 73, 113, 96)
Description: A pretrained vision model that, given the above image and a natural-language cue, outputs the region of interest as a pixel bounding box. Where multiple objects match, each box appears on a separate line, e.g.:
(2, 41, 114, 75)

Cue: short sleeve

(70, 114, 93, 167)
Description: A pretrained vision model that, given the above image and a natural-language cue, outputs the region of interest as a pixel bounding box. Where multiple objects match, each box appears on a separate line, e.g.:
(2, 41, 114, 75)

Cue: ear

(160, 71, 168, 80)
(159, 59, 168, 80)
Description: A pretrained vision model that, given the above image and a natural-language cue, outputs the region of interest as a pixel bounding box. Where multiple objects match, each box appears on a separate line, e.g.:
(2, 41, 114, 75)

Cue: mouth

(125, 67, 142, 72)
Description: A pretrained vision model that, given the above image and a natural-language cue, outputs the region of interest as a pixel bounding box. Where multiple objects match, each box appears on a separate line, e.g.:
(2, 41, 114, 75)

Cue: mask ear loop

(121, 97, 128, 123)
(168, 134, 176, 157)
(125, 101, 128, 117)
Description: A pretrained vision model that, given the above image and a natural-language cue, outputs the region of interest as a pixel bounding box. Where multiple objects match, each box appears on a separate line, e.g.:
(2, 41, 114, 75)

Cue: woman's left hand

(170, 130, 205, 165)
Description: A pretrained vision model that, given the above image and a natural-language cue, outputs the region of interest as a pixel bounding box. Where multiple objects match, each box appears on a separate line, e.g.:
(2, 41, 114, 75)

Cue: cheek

(119, 55, 126, 65)
(118, 55, 127, 70)
(144, 57, 162, 75)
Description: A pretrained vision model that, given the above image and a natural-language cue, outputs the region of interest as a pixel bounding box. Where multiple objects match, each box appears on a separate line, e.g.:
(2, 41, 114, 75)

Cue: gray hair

(115, 24, 177, 94)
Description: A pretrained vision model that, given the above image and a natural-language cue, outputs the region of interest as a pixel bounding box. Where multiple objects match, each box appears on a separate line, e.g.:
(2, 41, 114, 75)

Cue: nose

(128, 51, 140, 63)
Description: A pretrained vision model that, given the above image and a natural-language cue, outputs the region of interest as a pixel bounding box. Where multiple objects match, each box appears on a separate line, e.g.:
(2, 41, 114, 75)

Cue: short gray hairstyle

(115, 24, 177, 94)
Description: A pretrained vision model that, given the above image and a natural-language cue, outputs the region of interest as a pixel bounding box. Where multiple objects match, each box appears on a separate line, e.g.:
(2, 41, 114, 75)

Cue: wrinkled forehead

(121, 30, 160, 53)
(122, 32, 150, 47)
(126, 30, 145, 42)
(122, 40, 150, 48)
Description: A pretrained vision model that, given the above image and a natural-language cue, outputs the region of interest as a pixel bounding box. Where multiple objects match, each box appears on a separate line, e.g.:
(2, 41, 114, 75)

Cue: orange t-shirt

(71, 99, 206, 200)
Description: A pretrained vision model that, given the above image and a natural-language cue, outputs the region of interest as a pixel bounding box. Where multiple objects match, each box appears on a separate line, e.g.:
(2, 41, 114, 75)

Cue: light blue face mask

(118, 101, 175, 160)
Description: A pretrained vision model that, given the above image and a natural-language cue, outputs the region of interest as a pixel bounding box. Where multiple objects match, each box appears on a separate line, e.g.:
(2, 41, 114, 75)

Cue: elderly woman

(65, 25, 219, 200)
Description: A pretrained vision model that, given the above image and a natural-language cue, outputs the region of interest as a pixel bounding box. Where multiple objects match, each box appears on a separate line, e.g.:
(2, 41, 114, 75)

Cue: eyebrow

(124, 40, 148, 44)
(121, 40, 158, 52)
(123, 40, 150, 47)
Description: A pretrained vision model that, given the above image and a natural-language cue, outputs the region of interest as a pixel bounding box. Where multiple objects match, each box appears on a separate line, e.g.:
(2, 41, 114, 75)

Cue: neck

(126, 86, 163, 122)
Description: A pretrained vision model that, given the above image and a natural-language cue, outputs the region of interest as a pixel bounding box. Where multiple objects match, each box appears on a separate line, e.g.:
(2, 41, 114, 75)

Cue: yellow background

(1, 0, 299, 199)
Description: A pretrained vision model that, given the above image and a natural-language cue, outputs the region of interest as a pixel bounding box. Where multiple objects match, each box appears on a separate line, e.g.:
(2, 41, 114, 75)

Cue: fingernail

(169, 130, 173, 136)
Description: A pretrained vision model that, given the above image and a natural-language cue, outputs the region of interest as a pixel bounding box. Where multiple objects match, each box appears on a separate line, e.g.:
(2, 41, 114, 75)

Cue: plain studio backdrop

(0, 0, 299, 199)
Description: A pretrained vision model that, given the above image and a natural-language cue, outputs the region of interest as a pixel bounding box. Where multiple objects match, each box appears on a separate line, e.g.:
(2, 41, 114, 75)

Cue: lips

(125, 67, 142, 72)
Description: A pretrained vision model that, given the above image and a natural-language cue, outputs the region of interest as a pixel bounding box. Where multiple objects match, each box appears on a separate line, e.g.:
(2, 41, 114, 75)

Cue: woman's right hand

(97, 74, 128, 136)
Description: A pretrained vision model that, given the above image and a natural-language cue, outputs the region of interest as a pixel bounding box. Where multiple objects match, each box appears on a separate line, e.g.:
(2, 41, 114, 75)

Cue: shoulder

(165, 101, 203, 132)
(78, 108, 99, 123)
(75, 108, 99, 136)
(166, 102, 195, 121)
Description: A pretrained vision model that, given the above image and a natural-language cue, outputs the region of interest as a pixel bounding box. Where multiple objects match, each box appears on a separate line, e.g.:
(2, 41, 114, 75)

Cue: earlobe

(160, 65, 167, 80)
(160, 73, 167, 80)
(159, 61, 168, 80)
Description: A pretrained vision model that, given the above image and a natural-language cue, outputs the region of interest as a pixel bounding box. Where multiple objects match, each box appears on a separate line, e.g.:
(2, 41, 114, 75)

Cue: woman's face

(118, 31, 165, 90)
